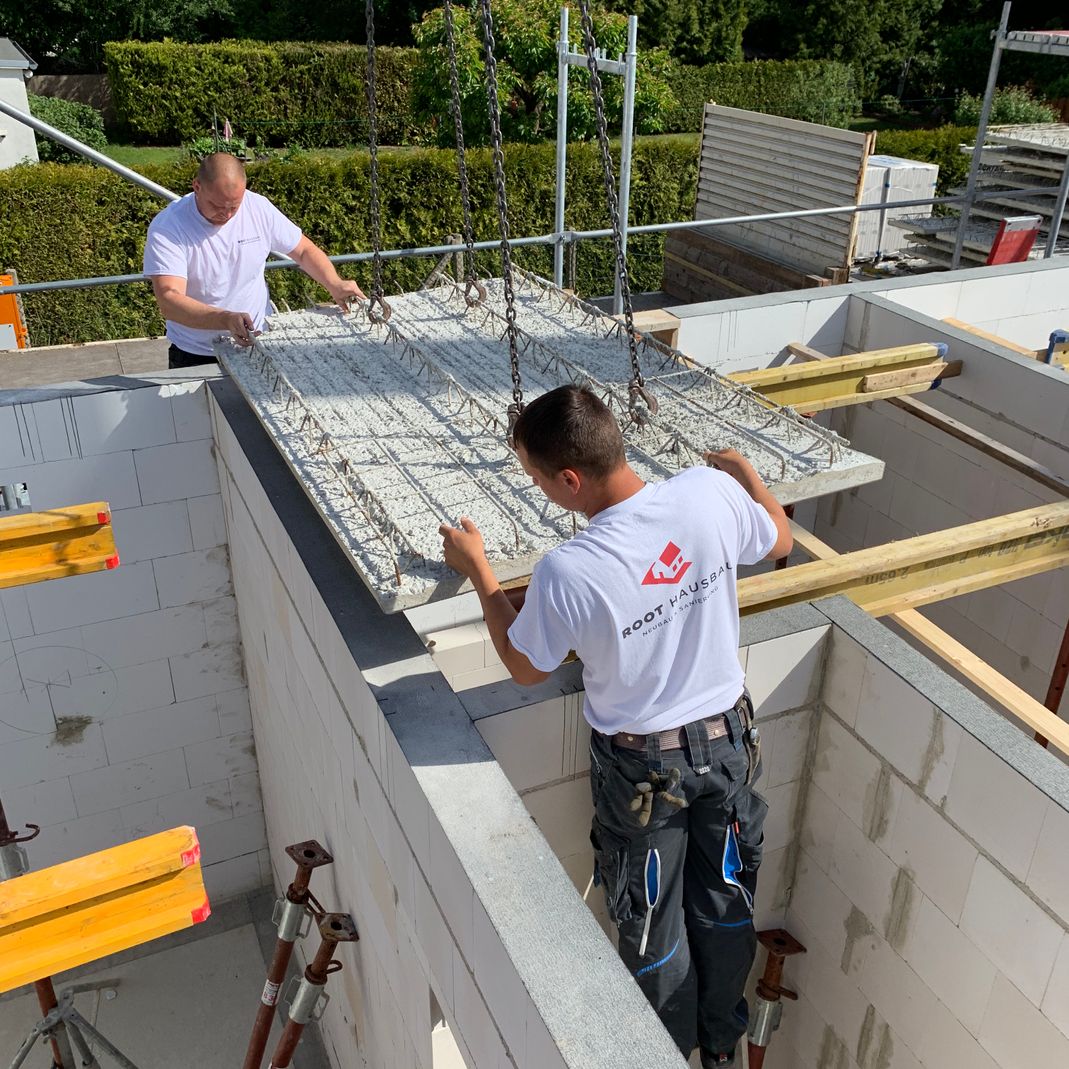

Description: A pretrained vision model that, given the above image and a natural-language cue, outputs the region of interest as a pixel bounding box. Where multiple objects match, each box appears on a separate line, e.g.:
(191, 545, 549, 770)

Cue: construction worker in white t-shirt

(439, 384, 792, 1068)
(143, 152, 365, 369)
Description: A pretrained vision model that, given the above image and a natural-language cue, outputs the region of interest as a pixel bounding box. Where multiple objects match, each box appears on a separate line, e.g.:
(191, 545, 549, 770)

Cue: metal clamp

(283, 976, 330, 1024)
(272, 896, 313, 942)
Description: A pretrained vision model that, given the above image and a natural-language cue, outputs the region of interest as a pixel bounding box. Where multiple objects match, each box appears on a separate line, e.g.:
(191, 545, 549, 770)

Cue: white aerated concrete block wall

(814, 292, 1069, 707)
(432, 622, 828, 953)
(0, 383, 263, 899)
(766, 627, 1069, 1069)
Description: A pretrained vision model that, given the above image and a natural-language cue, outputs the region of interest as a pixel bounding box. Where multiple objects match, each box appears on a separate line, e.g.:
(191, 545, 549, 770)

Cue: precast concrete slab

(219, 274, 882, 611)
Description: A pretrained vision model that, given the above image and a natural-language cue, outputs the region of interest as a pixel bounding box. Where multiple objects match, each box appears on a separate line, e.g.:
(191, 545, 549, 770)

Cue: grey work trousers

(589, 700, 767, 1062)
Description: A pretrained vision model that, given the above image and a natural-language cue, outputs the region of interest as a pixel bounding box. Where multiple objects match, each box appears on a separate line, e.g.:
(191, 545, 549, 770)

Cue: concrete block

(854, 936, 937, 1056)
(82, 603, 207, 670)
(900, 892, 997, 1035)
(799, 781, 840, 873)
(811, 716, 882, 835)
(762, 778, 801, 854)
(474, 900, 530, 1065)
(918, 998, 999, 1069)
(153, 546, 233, 609)
(961, 856, 1061, 1007)
(28, 398, 79, 462)
(745, 627, 826, 717)
(0, 405, 30, 467)
(197, 811, 268, 863)
(71, 388, 176, 455)
(415, 874, 456, 1012)
(204, 596, 240, 647)
(0, 722, 108, 791)
(185, 730, 258, 787)
(168, 382, 212, 441)
(765, 706, 813, 789)
(522, 777, 592, 860)
(112, 501, 193, 564)
(1027, 802, 1069, 927)
(188, 493, 227, 550)
(228, 770, 263, 817)
(120, 779, 234, 836)
(429, 623, 488, 680)
(135, 439, 219, 505)
(827, 809, 898, 932)
(451, 946, 507, 1069)
(24, 560, 159, 633)
(102, 694, 221, 764)
(70, 747, 190, 816)
(50, 658, 175, 723)
(787, 851, 856, 964)
(823, 630, 867, 728)
(22, 808, 126, 869)
(202, 851, 265, 901)
(885, 787, 978, 924)
(979, 974, 1069, 1069)
(10, 451, 142, 512)
(1041, 934, 1069, 1042)
(855, 659, 960, 800)
(428, 809, 475, 963)
(2, 776, 78, 829)
(450, 663, 514, 691)
(943, 733, 1048, 881)
(170, 642, 245, 701)
(476, 699, 568, 793)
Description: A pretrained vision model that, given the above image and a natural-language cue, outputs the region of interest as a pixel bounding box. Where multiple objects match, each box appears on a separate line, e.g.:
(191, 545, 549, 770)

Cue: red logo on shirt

(642, 541, 692, 585)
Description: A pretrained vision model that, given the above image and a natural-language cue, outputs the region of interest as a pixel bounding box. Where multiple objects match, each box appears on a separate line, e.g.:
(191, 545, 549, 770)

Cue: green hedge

(0, 137, 699, 346)
(105, 40, 429, 146)
(663, 60, 861, 131)
(106, 39, 863, 146)
(27, 94, 108, 162)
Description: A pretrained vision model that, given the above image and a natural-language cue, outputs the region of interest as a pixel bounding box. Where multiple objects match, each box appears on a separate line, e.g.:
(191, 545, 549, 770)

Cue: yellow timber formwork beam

(0, 826, 208, 993)
(785, 520, 1069, 758)
(728, 343, 961, 413)
(737, 502, 1069, 618)
(0, 502, 118, 590)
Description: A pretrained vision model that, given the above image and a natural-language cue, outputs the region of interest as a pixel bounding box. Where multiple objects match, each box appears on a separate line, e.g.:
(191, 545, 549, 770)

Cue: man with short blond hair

(440, 384, 792, 1067)
(144, 152, 364, 368)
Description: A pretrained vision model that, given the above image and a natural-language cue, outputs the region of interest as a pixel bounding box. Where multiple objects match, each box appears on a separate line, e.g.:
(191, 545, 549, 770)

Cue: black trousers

(589, 701, 766, 1063)
(168, 343, 218, 370)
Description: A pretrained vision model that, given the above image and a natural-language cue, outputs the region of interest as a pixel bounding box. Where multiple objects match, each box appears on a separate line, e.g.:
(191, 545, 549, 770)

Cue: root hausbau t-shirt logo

(642, 541, 693, 585)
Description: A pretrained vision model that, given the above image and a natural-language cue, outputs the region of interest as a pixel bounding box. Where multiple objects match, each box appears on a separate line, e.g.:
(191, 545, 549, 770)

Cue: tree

(0, 0, 234, 72)
(411, 0, 674, 144)
(606, 0, 747, 66)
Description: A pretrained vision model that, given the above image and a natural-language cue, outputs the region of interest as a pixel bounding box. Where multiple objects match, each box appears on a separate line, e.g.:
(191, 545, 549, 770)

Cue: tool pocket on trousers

(590, 819, 634, 925)
(723, 788, 768, 913)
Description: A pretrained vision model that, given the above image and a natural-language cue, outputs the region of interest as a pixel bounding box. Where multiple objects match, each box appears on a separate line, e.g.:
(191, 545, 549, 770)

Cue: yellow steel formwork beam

(0, 502, 118, 589)
(728, 343, 960, 413)
(0, 826, 209, 993)
(785, 520, 1069, 758)
(738, 503, 1069, 618)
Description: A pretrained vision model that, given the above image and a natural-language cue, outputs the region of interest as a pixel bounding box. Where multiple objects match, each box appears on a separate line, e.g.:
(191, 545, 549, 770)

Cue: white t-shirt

(143, 190, 302, 355)
(508, 466, 777, 735)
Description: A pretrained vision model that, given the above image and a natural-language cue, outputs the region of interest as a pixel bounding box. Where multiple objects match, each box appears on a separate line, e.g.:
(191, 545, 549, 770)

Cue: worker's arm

(439, 518, 552, 686)
(705, 448, 793, 560)
(149, 275, 260, 346)
(288, 236, 366, 309)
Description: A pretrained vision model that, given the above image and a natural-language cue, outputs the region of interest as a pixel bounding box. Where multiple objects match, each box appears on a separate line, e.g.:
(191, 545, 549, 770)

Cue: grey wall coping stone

(813, 596, 1069, 815)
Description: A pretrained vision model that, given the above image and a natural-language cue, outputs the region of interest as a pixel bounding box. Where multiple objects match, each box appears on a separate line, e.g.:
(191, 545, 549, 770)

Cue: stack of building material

(890, 124, 1069, 266)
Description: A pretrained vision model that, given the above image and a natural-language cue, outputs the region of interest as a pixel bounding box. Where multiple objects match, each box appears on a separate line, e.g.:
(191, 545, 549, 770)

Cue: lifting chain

(575, 0, 656, 427)
(364, 0, 391, 323)
(477, 0, 524, 441)
(443, 0, 486, 308)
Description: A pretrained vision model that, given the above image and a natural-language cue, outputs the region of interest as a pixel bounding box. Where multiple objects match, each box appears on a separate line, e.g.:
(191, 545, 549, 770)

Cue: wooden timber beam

(786, 520, 1069, 757)
(0, 501, 118, 590)
(0, 826, 209, 993)
(737, 503, 1069, 617)
(729, 343, 961, 413)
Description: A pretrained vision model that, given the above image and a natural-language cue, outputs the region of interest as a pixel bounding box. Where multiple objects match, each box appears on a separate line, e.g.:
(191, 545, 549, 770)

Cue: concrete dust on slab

(0, 924, 283, 1069)
(220, 274, 882, 611)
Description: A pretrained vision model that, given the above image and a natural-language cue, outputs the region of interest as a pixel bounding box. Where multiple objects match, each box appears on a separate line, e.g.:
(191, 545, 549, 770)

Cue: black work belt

(613, 712, 729, 753)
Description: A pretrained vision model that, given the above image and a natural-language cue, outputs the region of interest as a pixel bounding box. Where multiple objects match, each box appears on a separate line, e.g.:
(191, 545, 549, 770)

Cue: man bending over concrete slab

(144, 152, 365, 369)
(439, 384, 792, 1068)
